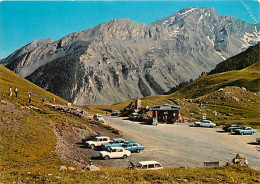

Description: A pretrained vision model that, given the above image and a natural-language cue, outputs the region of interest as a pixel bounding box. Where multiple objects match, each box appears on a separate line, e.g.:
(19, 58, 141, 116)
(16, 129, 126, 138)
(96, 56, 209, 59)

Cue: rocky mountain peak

(1, 7, 260, 105)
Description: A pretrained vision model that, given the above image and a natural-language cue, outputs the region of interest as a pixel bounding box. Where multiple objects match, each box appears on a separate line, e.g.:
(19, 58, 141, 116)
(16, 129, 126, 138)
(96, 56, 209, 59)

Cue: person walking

(9, 86, 12, 97)
(14, 87, 18, 98)
(28, 93, 31, 103)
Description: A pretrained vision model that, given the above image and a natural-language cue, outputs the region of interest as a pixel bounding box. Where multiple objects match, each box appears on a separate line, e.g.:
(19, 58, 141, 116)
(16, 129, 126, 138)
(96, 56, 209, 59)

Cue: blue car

(120, 142, 145, 153)
(101, 138, 127, 150)
(234, 126, 257, 135)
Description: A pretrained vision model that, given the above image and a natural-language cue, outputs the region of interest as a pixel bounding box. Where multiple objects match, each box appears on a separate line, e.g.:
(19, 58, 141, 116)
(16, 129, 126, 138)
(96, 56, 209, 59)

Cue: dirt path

(103, 116, 260, 170)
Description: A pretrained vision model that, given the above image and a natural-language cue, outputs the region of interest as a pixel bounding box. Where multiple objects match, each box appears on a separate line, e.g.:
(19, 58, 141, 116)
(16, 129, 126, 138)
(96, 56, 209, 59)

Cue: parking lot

(103, 116, 260, 170)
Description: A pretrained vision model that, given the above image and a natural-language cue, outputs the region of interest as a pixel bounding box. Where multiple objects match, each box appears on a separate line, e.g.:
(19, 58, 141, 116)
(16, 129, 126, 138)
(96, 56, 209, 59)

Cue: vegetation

(0, 165, 259, 183)
(0, 65, 120, 182)
(208, 43, 260, 75)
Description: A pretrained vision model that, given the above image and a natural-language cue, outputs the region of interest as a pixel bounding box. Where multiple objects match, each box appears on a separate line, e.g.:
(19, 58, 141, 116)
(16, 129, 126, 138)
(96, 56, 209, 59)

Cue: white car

(85, 136, 110, 149)
(99, 147, 131, 160)
(135, 161, 163, 170)
(194, 120, 216, 128)
(93, 114, 104, 123)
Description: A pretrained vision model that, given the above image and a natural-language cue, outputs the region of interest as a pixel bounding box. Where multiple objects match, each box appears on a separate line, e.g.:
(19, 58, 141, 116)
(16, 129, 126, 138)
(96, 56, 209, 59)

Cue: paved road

(103, 116, 260, 170)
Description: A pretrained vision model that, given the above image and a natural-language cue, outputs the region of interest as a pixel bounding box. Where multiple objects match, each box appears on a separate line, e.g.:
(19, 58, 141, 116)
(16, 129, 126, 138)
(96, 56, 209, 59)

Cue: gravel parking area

(103, 116, 260, 170)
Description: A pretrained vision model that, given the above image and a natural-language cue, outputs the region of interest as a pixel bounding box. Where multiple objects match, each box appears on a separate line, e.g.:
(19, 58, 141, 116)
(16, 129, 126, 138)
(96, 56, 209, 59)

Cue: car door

(110, 149, 117, 158)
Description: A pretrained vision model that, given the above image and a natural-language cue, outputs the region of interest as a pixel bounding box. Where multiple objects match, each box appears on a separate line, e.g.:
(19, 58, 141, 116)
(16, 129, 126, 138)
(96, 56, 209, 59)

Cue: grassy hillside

(172, 62, 260, 99)
(87, 63, 260, 127)
(208, 43, 260, 75)
(0, 65, 122, 182)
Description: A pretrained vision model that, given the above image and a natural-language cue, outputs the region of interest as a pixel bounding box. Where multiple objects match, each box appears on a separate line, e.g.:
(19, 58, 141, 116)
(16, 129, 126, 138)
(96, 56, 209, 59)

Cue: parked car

(234, 126, 257, 135)
(222, 124, 242, 132)
(111, 110, 120, 116)
(129, 113, 140, 121)
(135, 161, 163, 170)
(120, 142, 145, 153)
(194, 120, 216, 128)
(93, 114, 104, 123)
(82, 134, 100, 145)
(85, 136, 110, 149)
(101, 138, 128, 150)
(256, 138, 260, 144)
(99, 147, 131, 160)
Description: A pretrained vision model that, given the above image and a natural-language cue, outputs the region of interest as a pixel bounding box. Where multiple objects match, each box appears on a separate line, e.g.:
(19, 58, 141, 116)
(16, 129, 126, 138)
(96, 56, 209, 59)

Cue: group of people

(9, 86, 18, 98)
(9, 86, 31, 103)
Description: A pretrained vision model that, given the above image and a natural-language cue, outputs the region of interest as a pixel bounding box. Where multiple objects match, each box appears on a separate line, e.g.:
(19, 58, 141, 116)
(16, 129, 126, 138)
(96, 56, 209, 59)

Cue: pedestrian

(28, 93, 31, 103)
(9, 86, 12, 97)
(14, 87, 18, 98)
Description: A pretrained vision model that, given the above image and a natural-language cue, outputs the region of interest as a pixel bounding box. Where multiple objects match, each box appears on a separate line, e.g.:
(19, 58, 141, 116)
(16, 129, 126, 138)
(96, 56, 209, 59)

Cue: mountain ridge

(1, 7, 260, 105)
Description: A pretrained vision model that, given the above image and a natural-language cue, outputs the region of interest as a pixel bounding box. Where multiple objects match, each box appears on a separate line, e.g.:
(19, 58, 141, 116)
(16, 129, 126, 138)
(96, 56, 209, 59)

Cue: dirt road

(103, 116, 260, 170)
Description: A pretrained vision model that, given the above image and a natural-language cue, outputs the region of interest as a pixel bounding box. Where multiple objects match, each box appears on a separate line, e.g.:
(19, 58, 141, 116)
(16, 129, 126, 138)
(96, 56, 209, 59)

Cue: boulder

(68, 167, 76, 171)
(59, 166, 67, 171)
(232, 154, 248, 166)
(83, 164, 100, 171)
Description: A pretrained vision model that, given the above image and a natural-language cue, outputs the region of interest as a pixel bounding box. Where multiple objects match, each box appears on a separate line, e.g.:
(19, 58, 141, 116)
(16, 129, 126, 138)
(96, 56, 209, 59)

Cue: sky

(0, 1, 259, 59)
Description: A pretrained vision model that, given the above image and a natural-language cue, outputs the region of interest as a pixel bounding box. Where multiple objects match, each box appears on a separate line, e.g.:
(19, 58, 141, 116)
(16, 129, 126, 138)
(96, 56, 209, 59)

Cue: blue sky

(0, 1, 259, 59)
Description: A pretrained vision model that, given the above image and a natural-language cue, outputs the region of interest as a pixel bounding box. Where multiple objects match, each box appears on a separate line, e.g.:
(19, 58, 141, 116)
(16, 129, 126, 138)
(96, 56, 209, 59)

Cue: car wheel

(107, 146, 111, 151)
(196, 124, 200, 127)
(90, 144, 95, 149)
(210, 126, 213, 128)
(104, 155, 109, 160)
(136, 149, 141, 153)
(241, 132, 244, 135)
(123, 155, 128, 159)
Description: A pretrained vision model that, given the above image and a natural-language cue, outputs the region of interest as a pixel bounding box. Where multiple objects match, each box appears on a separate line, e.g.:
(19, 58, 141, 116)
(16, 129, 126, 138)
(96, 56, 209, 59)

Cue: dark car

(111, 110, 120, 116)
(82, 134, 100, 145)
(223, 124, 241, 132)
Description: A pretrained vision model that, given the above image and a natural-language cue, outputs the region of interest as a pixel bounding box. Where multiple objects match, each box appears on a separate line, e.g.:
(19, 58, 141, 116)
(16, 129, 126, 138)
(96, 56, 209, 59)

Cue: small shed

(151, 104, 180, 124)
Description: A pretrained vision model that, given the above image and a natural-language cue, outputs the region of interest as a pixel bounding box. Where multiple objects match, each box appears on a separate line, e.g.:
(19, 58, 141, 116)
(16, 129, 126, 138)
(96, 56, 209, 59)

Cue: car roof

(110, 147, 125, 149)
(126, 141, 137, 144)
(97, 136, 110, 138)
(138, 161, 161, 165)
(112, 138, 125, 141)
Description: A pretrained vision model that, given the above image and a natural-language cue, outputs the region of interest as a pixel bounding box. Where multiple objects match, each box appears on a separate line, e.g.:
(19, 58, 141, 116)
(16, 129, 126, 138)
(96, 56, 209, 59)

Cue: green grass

(0, 165, 259, 183)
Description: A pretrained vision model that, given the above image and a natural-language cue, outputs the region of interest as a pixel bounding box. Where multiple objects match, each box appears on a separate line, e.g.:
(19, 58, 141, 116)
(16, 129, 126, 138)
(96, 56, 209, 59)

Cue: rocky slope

(1, 7, 260, 105)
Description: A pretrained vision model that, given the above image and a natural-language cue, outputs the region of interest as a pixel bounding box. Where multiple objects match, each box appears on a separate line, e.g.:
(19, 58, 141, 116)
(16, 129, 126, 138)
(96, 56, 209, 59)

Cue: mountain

(1, 7, 260, 105)
(208, 43, 260, 75)
(90, 63, 260, 126)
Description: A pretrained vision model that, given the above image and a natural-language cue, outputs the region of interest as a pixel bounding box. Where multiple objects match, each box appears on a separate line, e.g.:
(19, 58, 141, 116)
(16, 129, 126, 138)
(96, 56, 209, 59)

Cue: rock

(59, 166, 67, 171)
(232, 154, 249, 166)
(83, 164, 100, 171)
(68, 167, 76, 171)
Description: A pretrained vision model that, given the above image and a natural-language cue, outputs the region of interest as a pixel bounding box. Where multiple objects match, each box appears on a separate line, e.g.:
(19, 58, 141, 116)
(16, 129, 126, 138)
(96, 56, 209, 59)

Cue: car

(99, 147, 131, 160)
(222, 124, 242, 132)
(135, 161, 163, 170)
(256, 138, 260, 144)
(93, 114, 104, 123)
(82, 134, 100, 145)
(234, 126, 257, 135)
(129, 113, 140, 121)
(101, 138, 128, 150)
(85, 136, 110, 149)
(111, 110, 120, 116)
(120, 142, 145, 153)
(194, 120, 216, 128)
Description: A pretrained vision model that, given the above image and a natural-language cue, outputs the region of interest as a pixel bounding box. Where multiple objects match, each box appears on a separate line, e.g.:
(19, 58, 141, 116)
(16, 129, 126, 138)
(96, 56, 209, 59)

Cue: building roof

(151, 104, 180, 110)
